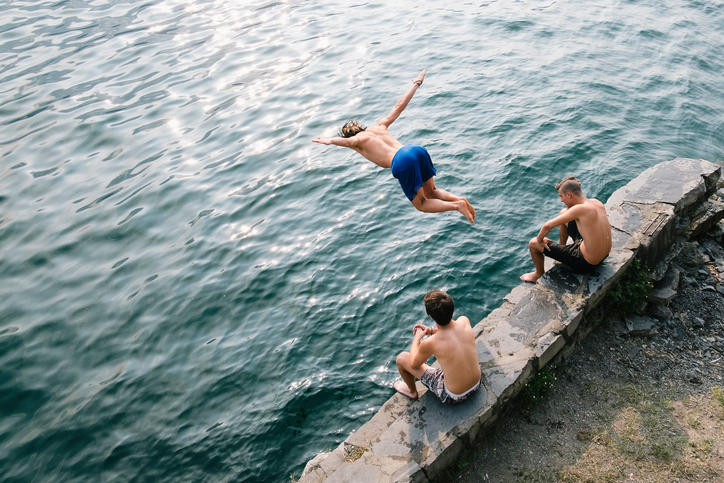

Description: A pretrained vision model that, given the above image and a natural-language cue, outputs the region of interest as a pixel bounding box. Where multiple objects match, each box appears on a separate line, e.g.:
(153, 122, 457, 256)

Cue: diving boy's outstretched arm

(312, 136, 359, 147)
(376, 69, 426, 128)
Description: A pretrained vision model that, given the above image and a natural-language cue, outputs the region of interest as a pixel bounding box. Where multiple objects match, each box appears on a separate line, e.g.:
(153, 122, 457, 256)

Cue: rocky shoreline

(440, 218, 724, 482)
(298, 159, 724, 483)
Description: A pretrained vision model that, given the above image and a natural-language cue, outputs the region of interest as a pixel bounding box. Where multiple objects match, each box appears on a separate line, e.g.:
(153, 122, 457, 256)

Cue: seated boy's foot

(394, 381, 419, 399)
(520, 271, 542, 283)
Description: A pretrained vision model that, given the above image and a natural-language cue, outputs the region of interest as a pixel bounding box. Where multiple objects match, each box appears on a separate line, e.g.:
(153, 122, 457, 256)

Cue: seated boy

(394, 290, 482, 404)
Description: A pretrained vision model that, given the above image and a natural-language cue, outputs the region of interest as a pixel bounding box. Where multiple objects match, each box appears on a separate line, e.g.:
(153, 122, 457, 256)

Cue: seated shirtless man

(521, 176, 612, 282)
(312, 69, 475, 223)
(394, 290, 481, 404)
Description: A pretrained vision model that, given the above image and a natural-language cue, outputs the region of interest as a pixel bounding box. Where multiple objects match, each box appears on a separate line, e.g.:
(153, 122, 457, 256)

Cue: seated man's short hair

(555, 176, 582, 196)
(424, 290, 454, 326)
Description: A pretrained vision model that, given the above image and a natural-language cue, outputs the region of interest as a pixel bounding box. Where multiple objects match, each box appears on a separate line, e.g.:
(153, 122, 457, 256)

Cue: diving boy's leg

(413, 183, 474, 224)
(411, 192, 474, 223)
(520, 238, 547, 282)
(395, 352, 428, 399)
(422, 177, 476, 220)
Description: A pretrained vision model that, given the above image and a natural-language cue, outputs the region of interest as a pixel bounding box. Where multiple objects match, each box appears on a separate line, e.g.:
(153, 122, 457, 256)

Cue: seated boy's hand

(413, 324, 432, 336)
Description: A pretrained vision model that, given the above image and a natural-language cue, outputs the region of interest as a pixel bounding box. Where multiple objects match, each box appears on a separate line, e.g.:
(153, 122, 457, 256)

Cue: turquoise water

(0, 0, 722, 481)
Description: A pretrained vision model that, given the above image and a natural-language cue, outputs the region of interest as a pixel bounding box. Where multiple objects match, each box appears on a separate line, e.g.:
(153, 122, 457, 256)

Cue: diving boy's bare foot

(520, 271, 542, 283)
(394, 381, 419, 399)
(457, 200, 474, 224)
(462, 198, 476, 220)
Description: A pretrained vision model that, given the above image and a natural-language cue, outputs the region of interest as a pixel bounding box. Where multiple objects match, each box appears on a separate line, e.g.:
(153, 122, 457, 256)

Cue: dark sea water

(0, 1, 722, 481)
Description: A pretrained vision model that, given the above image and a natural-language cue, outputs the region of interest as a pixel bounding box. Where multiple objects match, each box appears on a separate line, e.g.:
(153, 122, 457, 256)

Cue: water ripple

(0, 1, 723, 482)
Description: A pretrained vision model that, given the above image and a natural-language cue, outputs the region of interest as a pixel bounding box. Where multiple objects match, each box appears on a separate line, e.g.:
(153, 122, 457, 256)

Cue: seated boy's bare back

(395, 291, 481, 404)
(421, 317, 481, 394)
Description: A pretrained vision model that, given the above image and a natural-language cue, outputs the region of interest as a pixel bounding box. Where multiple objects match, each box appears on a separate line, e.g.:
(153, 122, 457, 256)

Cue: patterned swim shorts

(420, 367, 481, 404)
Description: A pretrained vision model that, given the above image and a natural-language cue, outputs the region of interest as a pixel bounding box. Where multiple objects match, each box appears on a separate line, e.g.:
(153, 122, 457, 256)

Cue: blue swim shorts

(390, 145, 437, 201)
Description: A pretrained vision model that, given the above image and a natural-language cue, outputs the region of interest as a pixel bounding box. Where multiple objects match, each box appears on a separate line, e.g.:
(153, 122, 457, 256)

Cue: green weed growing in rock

(712, 386, 724, 407)
(602, 258, 653, 315)
(521, 366, 556, 408)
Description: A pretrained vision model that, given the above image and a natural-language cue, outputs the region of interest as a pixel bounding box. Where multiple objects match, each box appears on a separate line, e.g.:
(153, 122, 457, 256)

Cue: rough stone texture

(683, 199, 724, 239)
(647, 266, 680, 304)
(624, 314, 659, 337)
(648, 304, 673, 320)
(606, 158, 721, 214)
(297, 158, 723, 483)
(535, 332, 567, 369)
(707, 220, 724, 244)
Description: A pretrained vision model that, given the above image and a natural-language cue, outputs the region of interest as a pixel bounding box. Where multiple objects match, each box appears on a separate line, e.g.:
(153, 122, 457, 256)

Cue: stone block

(624, 315, 659, 337)
(300, 453, 329, 483)
(475, 337, 498, 366)
(606, 201, 676, 268)
(390, 461, 428, 483)
(368, 384, 490, 481)
(478, 317, 532, 363)
(611, 317, 629, 337)
(540, 264, 585, 295)
(584, 248, 635, 308)
(482, 359, 533, 402)
(647, 286, 677, 305)
(648, 304, 673, 320)
(319, 446, 350, 476)
(472, 306, 511, 337)
(606, 158, 721, 214)
(652, 265, 680, 295)
(706, 220, 724, 244)
(702, 238, 724, 262)
(324, 456, 382, 483)
(534, 331, 567, 369)
(346, 397, 403, 449)
(685, 199, 724, 239)
(507, 286, 567, 339)
(559, 295, 586, 337)
(504, 283, 533, 305)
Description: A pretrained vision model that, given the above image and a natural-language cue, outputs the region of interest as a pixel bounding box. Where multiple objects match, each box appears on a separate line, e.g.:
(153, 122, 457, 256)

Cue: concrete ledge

(298, 158, 722, 483)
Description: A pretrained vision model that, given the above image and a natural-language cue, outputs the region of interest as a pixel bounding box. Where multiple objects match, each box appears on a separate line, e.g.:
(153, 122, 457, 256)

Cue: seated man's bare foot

(520, 271, 542, 283)
(457, 201, 474, 224)
(394, 381, 419, 399)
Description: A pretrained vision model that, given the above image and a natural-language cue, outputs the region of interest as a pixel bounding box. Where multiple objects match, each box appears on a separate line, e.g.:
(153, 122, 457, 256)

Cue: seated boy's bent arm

(409, 337, 434, 368)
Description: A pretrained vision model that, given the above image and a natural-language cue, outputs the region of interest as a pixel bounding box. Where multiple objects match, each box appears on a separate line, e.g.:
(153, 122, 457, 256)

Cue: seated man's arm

(409, 328, 435, 368)
(558, 208, 569, 244)
(376, 69, 426, 128)
(536, 205, 584, 244)
(312, 136, 359, 147)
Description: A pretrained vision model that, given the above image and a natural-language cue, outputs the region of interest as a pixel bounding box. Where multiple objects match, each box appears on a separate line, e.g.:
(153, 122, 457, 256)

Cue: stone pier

(298, 158, 724, 483)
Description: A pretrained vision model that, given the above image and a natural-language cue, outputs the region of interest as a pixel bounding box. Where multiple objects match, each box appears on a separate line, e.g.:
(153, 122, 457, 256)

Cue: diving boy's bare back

(313, 70, 475, 223)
